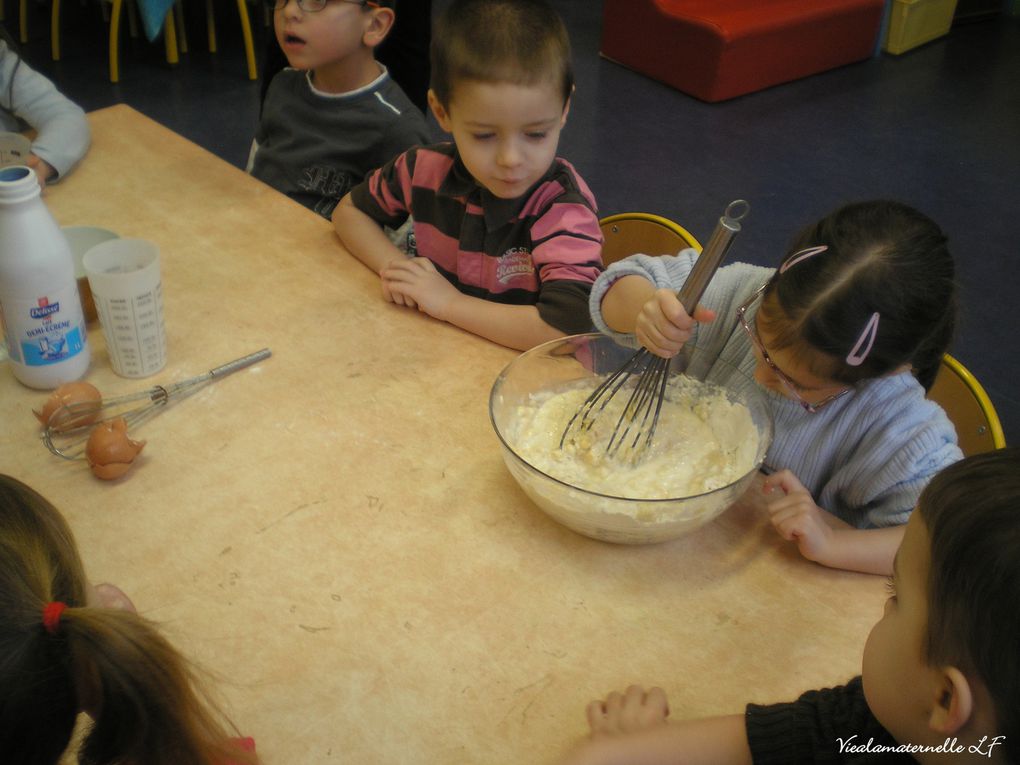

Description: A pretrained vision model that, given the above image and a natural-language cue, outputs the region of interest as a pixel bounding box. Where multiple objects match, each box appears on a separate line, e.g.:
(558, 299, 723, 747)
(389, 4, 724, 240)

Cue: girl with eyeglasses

(590, 199, 962, 575)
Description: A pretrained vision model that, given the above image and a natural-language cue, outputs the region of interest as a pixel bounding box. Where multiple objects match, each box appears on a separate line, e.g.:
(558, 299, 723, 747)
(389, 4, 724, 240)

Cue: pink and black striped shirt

(350, 142, 604, 334)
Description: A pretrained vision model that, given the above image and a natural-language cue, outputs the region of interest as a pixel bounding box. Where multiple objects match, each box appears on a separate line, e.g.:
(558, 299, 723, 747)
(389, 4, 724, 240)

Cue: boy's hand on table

(587, 685, 670, 736)
(378, 255, 414, 305)
(763, 469, 843, 563)
(382, 257, 459, 319)
(635, 289, 715, 359)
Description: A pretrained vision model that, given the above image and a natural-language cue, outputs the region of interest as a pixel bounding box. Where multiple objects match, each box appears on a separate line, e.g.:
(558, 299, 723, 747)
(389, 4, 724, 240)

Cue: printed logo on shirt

(299, 165, 354, 198)
(495, 248, 535, 284)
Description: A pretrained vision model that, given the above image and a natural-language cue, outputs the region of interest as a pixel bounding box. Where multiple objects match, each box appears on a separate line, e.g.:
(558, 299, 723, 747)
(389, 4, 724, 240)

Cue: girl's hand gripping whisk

(560, 200, 749, 461)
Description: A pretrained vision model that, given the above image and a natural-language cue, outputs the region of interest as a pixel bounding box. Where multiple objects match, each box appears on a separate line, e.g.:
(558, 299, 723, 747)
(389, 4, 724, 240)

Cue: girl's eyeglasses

(267, 0, 378, 11)
(736, 283, 851, 414)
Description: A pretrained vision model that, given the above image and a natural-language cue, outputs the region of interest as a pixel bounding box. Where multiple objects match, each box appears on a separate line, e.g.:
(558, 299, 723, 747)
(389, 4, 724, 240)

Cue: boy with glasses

(248, 0, 430, 219)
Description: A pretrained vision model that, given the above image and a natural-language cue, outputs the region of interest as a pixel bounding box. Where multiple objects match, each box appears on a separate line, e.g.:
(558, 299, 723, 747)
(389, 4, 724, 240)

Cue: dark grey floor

(8, 1, 1019, 444)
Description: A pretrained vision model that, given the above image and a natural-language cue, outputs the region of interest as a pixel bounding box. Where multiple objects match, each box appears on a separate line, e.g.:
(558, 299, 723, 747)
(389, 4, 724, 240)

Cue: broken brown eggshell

(34, 382, 103, 430)
(85, 417, 146, 480)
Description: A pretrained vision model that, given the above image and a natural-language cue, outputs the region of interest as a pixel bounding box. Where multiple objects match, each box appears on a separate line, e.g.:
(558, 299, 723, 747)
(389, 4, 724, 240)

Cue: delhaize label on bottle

(1, 283, 86, 366)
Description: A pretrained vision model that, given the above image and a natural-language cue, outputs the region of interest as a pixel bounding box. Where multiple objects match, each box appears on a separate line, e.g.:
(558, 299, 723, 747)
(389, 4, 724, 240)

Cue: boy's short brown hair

(919, 447, 1020, 760)
(430, 0, 573, 109)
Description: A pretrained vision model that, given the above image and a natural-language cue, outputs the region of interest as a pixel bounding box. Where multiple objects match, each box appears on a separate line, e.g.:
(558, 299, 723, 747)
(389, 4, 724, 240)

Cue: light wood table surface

(1, 105, 886, 764)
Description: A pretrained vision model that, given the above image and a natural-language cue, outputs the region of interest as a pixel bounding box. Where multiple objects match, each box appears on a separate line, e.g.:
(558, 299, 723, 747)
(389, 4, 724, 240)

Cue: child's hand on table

(26, 154, 55, 188)
(382, 257, 459, 319)
(89, 582, 138, 612)
(635, 289, 715, 359)
(559, 686, 672, 765)
(763, 469, 847, 563)
(587, 685, 670, 736)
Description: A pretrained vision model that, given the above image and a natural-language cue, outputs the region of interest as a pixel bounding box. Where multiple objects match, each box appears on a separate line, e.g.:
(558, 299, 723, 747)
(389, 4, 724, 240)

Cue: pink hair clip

(779, 245, 828, 274)
(846, 312, 880, 366)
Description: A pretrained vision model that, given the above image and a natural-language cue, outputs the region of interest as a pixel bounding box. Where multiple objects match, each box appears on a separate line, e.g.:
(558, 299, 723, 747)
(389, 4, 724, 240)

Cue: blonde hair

(0, 475, 255, 765)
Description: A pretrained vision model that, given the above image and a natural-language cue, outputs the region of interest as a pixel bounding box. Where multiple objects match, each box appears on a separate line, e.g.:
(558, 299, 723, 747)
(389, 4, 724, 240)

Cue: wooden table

(1, 105, 886, 764)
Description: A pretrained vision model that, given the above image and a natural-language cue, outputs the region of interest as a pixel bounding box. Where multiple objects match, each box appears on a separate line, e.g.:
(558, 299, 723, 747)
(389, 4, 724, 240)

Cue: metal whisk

(560, 200, 750, 460)
(42, 348, 272, 460)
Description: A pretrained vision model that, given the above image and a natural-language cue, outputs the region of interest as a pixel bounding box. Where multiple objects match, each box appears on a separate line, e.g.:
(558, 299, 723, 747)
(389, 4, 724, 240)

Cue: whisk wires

(558, 349, 672, 461)
(559, 199, 749, 462)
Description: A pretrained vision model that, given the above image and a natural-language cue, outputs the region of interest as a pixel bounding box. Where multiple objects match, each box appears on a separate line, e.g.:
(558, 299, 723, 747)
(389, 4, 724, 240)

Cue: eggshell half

(34, 382, 103, 430)
(85, 418, 146, 480)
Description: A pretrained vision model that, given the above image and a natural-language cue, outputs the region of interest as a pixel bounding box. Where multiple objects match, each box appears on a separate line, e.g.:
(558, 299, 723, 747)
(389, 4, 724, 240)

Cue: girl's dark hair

(0, 475, 255, 765)
(918, 448, 1020, 761)
(430, 0, 574, 109)
(759, 200, 956, 390)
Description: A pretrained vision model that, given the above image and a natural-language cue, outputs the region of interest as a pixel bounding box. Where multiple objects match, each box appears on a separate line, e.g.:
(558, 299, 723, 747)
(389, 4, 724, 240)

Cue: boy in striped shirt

(333, 0, 604, 350)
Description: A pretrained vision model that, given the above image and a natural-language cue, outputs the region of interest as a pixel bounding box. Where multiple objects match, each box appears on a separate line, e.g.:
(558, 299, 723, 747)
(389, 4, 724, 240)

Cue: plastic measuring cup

(82, 238, 167, 378)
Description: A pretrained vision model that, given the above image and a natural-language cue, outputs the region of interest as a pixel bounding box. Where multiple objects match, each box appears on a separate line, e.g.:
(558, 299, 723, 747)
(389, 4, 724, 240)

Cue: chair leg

(236, 0, 257, 80)
(126, 0, 138, 38)
(206, 0, 216, 51)
(19, 0, 27, 43)
(174, 0, 187, 53)
(51, 0, 61, 59)
(109, 0, 123, 81)
(164, 9, 178, 63)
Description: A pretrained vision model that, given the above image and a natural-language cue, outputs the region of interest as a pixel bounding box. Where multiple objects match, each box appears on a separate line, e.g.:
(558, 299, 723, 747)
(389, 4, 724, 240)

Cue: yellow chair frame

(928, 354, 1006, 457)
(49, 0, 256, 83)
(599, 212, 702, 265)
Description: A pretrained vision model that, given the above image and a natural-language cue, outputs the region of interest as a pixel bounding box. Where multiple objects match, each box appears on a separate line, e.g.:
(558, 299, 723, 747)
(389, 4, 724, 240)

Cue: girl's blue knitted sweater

(589, 250, 962, 528)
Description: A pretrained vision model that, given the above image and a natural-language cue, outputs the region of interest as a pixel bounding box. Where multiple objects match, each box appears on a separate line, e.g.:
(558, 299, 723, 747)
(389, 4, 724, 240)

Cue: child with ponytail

(591, 200, 963, 575)
(0, 474, 256, 765)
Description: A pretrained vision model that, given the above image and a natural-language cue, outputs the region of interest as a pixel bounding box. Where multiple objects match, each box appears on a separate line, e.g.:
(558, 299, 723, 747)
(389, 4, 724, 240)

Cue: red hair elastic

(42, 601, 67, 635)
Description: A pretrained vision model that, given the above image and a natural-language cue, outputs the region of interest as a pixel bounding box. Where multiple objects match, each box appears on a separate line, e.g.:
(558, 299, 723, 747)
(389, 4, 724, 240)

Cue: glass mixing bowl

(489, 333, 774, 544)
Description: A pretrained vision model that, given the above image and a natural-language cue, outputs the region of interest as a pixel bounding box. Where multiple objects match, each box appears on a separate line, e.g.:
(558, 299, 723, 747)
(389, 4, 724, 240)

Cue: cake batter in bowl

(489, 333, 773, 544)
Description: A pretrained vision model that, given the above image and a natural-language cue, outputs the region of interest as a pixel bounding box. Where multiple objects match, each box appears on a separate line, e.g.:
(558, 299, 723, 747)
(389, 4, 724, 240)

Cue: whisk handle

(156, 348, 272, 400)
(676, 199, 749, 314)
(210, 348, 272, 378)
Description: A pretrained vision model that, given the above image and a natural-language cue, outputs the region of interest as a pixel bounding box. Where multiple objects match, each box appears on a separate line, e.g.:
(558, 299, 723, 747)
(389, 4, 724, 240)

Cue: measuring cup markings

(83, 239, 166, 377)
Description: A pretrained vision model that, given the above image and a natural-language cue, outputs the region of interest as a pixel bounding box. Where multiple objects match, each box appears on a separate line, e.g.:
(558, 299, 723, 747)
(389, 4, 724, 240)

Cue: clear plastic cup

(82, 238, 167, 378)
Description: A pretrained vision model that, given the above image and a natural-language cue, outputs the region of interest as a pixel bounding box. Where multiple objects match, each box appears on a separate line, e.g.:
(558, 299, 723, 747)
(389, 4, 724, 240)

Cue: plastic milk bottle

(0, 165, 90, 388)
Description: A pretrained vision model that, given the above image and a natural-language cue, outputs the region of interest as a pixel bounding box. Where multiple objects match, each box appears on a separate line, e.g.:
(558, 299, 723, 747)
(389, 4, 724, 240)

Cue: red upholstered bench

(600, 0, 886, 102)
